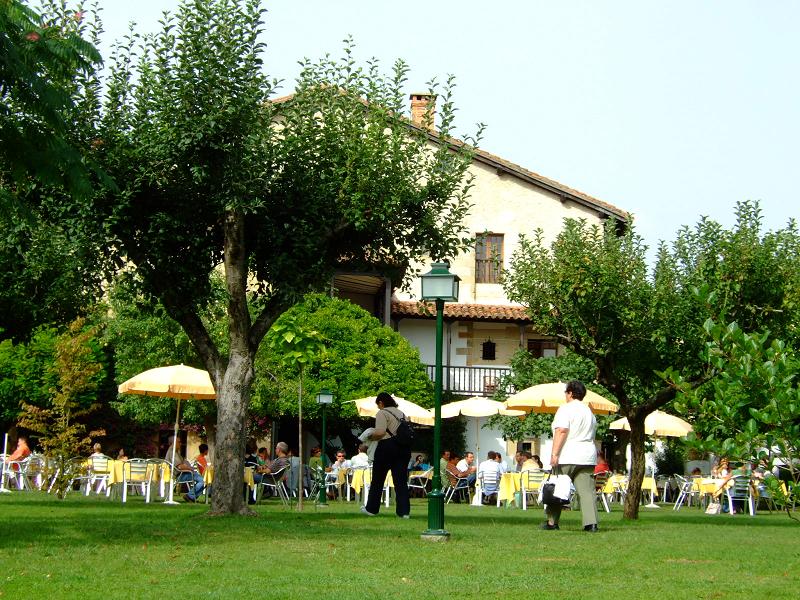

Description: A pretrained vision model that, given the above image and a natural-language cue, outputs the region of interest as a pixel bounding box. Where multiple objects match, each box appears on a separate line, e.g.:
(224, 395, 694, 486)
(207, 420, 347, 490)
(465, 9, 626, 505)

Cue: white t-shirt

(456, 459, 470, 473)
(552, 399, 597, 465)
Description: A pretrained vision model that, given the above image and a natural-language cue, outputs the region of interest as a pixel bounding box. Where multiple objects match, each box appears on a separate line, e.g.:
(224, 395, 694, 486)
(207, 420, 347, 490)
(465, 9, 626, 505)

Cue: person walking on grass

(542, 380, 599, 532)
(361, 392, 411, 518)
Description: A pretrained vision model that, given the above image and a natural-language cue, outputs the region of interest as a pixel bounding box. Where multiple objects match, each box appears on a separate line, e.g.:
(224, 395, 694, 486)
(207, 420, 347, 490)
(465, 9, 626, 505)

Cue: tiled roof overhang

(392, 300, 531, 323)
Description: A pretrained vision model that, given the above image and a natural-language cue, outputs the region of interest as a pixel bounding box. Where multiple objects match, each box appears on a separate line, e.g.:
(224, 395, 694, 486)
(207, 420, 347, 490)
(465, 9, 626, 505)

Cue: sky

(94, 0, 799, 262)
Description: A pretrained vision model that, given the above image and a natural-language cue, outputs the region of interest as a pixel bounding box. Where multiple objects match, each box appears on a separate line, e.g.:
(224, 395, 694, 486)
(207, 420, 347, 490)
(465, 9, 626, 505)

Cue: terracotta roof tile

(392, 300, 531, 322)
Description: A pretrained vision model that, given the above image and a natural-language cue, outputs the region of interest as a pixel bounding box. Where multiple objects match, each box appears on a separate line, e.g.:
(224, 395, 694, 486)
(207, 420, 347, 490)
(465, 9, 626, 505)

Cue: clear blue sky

(96, 0, 799, 261)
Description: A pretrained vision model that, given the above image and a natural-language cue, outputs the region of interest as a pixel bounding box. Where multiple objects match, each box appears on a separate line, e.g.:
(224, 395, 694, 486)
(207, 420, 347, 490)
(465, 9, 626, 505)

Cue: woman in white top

(543, 380, 599, 532)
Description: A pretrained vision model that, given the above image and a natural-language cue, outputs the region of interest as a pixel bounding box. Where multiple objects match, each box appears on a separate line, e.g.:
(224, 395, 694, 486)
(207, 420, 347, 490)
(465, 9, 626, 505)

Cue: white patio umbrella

(349, 395, 435, 426)
(437, 397, 524, 459)
(504, 381, 619, 415)
(118, 364, 216, 505)
(609, 411, 692, 508)
(608, 410, 693, 437)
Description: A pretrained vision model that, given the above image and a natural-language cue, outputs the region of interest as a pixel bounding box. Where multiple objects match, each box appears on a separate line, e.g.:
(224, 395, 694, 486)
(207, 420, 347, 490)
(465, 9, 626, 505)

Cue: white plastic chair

(122, 459, 153, 503)
(521, 470, 545, 510)
(725, 475, 755, 516)
(258, 466, 291, 506)
(408, 468, 433, 497)
(672, 475, 696, 510)
(361, 467, 390, 507)
(86, 454, 112, 495)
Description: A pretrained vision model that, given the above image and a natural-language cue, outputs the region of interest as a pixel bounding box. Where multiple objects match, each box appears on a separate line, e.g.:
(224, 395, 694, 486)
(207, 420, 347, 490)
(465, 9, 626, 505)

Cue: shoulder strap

(383, 407, 404, 436)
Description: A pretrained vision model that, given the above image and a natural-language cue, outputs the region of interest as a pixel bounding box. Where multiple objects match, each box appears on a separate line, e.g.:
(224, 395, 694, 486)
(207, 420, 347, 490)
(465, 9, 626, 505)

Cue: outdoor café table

(694, 477, 727, 506)
(602, 475, 659, 500)
(203, 465, 256, 502)
(350, 469, 393, 506)
(105, 459, 170, 498)
(498, 472, 521, 505)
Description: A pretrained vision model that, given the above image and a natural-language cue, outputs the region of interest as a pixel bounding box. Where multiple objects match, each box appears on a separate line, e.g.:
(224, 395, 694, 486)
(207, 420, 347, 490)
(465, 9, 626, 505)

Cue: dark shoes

(540, 522, 559, 530)
(583, 524, 599, 532)
(183, 494, 195, 503)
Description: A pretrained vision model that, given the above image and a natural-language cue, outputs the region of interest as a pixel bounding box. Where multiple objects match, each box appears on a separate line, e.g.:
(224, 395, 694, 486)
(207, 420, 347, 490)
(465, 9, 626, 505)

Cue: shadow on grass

(1, 493, 795, 551)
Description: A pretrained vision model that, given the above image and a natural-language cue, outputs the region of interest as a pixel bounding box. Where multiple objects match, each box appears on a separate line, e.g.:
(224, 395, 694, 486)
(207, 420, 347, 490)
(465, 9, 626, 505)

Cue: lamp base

(420, 529, 450, 542)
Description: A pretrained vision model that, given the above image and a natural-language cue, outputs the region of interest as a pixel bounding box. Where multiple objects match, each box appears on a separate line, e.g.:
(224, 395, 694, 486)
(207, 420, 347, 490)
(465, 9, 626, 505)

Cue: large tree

(77, 0, 478, 514)
(1, 0, 104, 197)
(1, 1, 109, 341)
(504, 201, 800, 518)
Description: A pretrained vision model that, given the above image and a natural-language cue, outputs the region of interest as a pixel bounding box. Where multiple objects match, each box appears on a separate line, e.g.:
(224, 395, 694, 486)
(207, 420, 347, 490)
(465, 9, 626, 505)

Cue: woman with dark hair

(361, 392, 411, 518)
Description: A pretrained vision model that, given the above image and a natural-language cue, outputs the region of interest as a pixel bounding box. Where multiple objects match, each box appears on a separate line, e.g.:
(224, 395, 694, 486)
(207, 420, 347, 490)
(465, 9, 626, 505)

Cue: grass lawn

(1, 493, 798, 599)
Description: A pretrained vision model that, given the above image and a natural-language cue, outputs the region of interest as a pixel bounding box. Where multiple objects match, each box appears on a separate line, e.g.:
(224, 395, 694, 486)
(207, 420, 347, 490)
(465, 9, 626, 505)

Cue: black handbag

(540, 470, 570, 506)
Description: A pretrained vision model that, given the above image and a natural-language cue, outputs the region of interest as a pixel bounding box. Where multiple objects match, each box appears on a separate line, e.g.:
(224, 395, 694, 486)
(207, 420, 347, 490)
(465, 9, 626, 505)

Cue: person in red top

(195, 443, 209, 476)
(8, 436, 31, 461)
(6, 436, 31, 471)
(594, 451, 611, 475)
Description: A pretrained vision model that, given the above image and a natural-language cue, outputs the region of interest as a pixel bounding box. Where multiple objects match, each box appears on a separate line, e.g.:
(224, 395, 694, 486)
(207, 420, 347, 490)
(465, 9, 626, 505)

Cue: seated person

(439, 450, 452, 490)
(494, 451, 508, 473)
(446, 455, 470, 502)
(330, 451, 350, 474)
(455, 451, 477, 485)
(350, 444, 370, 468)
(408, 454, 425, 471)
(194, 443, 209, 476)
(89, 443, 104, 458)
(478, 451, 504, 499)
(257, 442, 290, 475)
(326, 450, 351, 498)
(308, 446, 324, 474)
(164, 435, 204, 503)
(116, 448, 129, 461)
(521, 451, 543, 472)
(713, 459, 747, 513)
(6, 436, 31, 470)
(243, 444, 260, 468)
(594, 451, 610, 474)
(257, 447, 270, 465)
(253, 442, 291, 499)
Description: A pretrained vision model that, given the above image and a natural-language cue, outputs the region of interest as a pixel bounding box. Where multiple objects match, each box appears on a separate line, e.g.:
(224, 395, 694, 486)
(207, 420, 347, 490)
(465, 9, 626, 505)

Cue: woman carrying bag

(542, 380, 599, 532)
(361, 392, 411, 518)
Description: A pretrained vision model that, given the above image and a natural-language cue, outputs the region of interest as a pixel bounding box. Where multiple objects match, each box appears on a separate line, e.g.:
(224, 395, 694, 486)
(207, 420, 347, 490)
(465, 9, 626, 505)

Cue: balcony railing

(425, 365, 512, 397)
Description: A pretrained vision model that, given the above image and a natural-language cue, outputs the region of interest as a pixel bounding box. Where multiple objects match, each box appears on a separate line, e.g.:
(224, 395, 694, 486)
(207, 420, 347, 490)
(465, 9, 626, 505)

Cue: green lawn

(1, 493, 798, 599)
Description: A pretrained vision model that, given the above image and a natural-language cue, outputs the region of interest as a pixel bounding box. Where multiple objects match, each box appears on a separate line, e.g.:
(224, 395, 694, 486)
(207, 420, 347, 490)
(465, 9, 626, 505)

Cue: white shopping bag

(552, 474, 571, 502)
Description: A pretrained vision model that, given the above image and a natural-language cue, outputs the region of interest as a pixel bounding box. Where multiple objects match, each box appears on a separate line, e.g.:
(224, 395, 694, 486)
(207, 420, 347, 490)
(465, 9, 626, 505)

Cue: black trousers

(366, 438, 410, 516)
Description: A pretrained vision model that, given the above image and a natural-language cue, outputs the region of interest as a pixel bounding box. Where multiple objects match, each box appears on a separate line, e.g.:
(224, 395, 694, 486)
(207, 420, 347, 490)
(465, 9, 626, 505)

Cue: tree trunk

(209, 209, 255, 515)
(623, 415, 647, 519)
(209, 349, 254, 515)
(296, 371, 304, 510)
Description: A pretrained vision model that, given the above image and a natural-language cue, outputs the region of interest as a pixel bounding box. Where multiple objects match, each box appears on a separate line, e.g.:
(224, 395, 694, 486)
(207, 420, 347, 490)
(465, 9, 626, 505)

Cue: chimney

(410, 92, 436, 130)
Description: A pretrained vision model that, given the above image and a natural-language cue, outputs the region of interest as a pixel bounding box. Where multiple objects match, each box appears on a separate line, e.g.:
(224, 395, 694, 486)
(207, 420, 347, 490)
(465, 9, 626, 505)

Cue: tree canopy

(253, 294, 433, 420)
(66, 0, 479, 514)
(504, 201, 800, 518)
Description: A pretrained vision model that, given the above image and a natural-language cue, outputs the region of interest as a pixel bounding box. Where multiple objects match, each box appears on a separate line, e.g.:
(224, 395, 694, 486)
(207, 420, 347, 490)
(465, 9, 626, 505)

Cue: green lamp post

(420, 262, 460, 541)
(316, 388, 334, 506)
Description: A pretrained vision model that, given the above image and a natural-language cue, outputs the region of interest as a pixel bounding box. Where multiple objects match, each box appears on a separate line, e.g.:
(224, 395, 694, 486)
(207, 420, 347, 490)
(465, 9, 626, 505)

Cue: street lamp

(316, 388, 334, 506)
(420, 262, 460, 541)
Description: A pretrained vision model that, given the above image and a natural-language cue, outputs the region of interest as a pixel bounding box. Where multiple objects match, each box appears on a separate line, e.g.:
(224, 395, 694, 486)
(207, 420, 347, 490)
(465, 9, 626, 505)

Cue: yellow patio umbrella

(608, 410, 693, 437)
(437, 396, 524, 459)
(118, 364, 216, 504)
(349, 395, 435, 426)
(504, 381, 619, 415)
